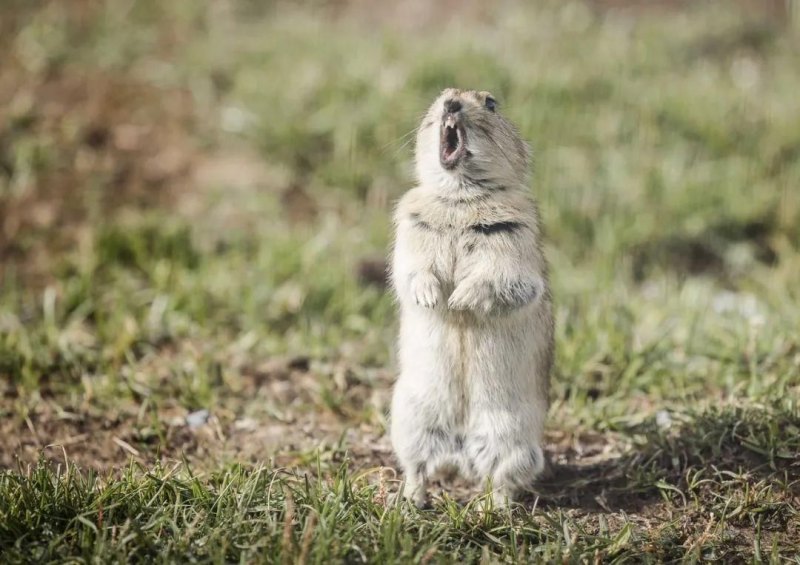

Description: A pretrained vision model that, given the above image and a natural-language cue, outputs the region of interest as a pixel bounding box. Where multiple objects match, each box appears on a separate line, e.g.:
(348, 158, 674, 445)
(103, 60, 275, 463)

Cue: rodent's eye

(485, 96, 497, 112)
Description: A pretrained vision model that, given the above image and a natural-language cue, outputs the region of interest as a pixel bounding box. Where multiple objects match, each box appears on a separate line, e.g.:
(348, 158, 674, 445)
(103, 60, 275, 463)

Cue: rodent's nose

(444, 99, 462, 114)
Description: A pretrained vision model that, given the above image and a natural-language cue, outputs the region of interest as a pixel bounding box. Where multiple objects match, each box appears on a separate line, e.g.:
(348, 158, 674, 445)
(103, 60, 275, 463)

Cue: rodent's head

(415, 88, 530, 191)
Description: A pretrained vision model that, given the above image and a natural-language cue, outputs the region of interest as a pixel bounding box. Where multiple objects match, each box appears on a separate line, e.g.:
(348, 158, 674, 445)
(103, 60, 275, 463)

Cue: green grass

(0, 459, 686, 563)
(1, 0, 800, 562)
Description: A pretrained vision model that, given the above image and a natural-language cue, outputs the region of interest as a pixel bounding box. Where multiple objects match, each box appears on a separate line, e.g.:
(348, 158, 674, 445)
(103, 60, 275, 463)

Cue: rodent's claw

(409, 272, 441, 309)
(448, 280, 494, 314)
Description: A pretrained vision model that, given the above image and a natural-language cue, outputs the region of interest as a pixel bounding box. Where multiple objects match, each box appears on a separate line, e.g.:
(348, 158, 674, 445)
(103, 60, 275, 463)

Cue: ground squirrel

(390, 88, 554, 507)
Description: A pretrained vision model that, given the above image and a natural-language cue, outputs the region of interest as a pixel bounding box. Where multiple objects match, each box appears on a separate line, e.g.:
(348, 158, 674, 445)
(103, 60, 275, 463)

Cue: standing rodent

(390, 88, 554, 507)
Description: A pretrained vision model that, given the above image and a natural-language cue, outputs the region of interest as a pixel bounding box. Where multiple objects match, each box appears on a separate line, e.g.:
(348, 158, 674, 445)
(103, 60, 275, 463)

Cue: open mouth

(440, 117, 466, 169)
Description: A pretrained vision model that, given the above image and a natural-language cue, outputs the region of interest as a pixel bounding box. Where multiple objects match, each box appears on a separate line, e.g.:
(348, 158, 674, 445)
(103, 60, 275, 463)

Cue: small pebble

(656, 410, 672, 429)
(186, 409, 211, 429)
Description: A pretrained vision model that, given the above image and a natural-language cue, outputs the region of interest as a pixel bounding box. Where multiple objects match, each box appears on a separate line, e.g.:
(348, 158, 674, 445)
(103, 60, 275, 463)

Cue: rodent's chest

(402, 193, 526, 281)
(420, 229, 461, 287)
(409, 211, 490, 285)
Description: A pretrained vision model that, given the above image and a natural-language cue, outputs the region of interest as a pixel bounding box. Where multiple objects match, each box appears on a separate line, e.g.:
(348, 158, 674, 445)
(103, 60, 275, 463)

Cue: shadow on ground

(531, 404, 800, 514)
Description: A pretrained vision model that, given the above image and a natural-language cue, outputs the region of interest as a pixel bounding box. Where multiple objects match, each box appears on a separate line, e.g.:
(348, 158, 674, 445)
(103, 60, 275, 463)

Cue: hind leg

(468, 408, 546, 508)
(487, 444, 545, 507)
(391, 383, 435, 507)
(469, 439, 544, 509)
(391, 377, 462, 508)
(399, 464, 428, 508)
(391, 306, 460, 507)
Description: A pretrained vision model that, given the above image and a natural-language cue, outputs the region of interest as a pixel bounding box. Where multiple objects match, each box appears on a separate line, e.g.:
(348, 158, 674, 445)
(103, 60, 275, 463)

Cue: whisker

(380, 108, 429, 155)
(381, 125, 417, 151)
(391, 133, 417, 156)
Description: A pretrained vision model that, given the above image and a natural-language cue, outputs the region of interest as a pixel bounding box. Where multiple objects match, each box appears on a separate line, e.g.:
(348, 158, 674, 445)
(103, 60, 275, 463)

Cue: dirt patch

(629, 216, 779, 282)
(0, 395, 392, 475)
(0, 355, 394, 473)
(0, 44, 198, 287)
(356, 256, 390, 288)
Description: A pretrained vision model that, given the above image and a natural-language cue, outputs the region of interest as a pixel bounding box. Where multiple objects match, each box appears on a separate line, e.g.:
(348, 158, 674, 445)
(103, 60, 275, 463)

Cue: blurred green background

(2, 0, 799, 447)
(3, 0, 800, 441)
(1, 0, 800, 559)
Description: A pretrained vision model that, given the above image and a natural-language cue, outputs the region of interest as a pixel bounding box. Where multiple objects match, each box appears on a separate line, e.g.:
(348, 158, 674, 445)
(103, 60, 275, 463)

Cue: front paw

(448, 279, 495, 314)
(409, 272, 441, 308)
